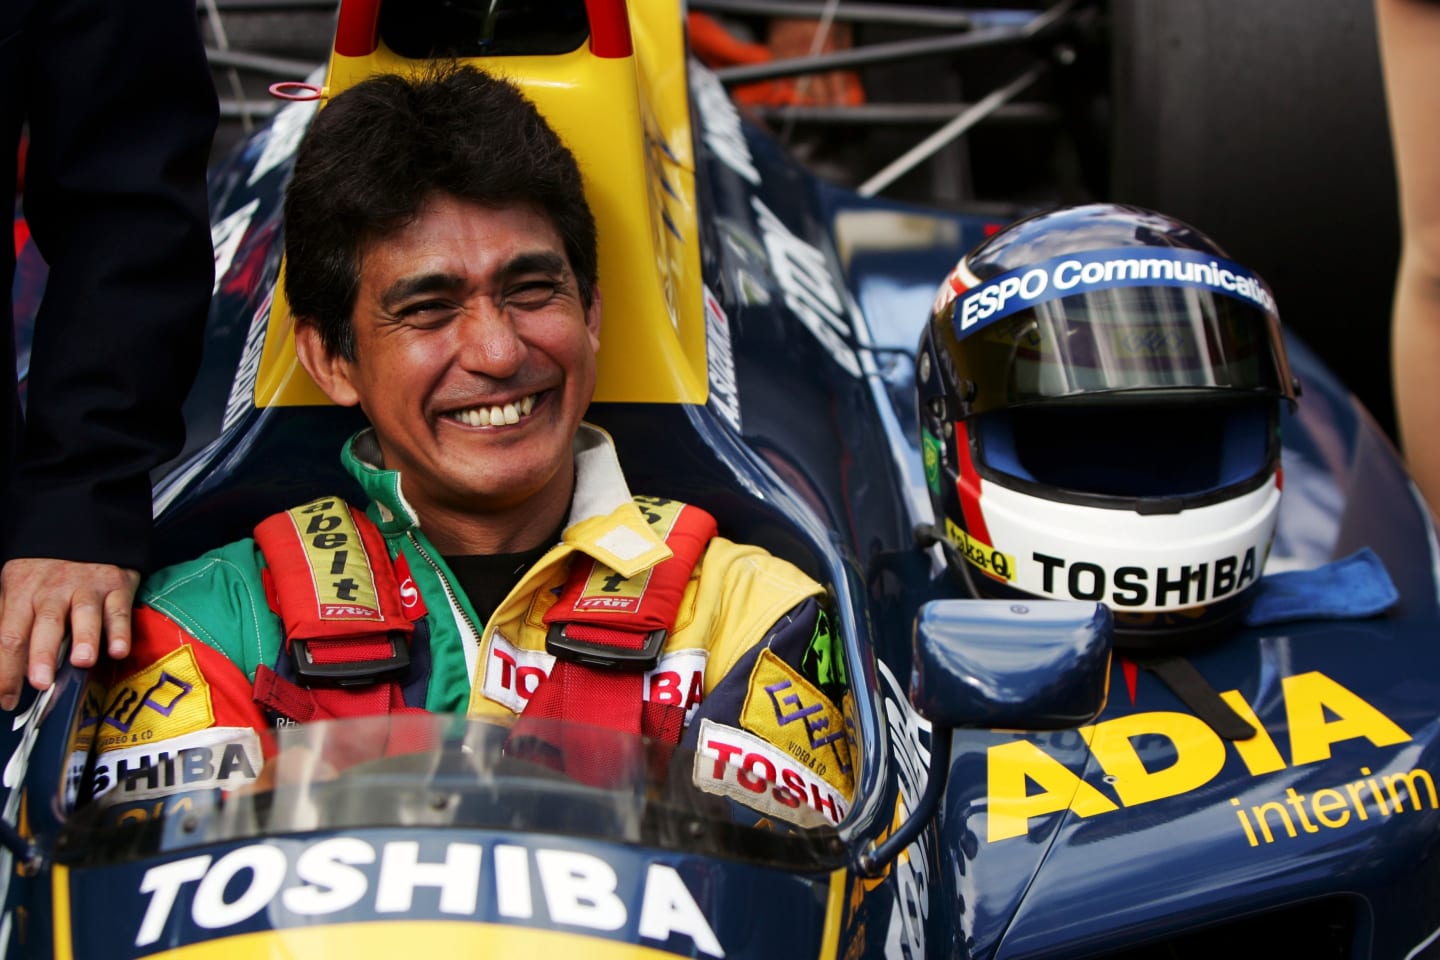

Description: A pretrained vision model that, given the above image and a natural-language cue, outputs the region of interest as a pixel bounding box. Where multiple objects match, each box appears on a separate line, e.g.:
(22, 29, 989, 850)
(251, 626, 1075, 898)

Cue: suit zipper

(406, 531, 484, 644)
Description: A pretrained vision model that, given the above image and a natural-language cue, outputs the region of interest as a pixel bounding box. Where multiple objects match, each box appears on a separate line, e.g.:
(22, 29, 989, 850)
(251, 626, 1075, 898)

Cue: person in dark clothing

(0, 0, 218, 708)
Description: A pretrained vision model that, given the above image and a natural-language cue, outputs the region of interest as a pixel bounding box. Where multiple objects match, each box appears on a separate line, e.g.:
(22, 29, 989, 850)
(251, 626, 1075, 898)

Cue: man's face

(312, 194, 600, 535)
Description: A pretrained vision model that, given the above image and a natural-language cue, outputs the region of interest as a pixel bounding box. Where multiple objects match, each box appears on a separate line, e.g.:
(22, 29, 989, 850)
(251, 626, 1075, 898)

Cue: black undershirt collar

(443, 520, 566, 627)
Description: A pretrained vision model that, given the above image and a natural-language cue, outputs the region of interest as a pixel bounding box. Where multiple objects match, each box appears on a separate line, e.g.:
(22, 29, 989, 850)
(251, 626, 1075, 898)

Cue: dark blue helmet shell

(964, 203, 1232, 282)
(917, 203, 1295, 646)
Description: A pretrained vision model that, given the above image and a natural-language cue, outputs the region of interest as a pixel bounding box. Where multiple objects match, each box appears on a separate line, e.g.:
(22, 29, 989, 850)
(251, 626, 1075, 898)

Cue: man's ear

(294, 318, 361, 407)
(585, 285, 602, 354)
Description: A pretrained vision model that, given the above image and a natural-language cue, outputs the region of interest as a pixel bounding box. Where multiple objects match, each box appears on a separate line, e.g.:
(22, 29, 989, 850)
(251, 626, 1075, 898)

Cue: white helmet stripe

(971, 475, 1281, 612)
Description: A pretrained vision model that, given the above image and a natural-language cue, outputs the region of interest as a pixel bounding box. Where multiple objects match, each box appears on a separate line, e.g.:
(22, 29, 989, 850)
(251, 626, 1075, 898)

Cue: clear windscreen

(942, 285, 1290, 415)
(57, 715, 847, 872)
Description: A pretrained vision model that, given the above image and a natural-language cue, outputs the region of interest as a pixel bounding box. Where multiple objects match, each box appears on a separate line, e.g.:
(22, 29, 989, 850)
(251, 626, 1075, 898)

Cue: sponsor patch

(289, 499, 384, 621)
(741, 650, 853, 796)
(393, 551, 427, 619)
(482, 632, 708, 719)
(632, 495, 685, 532)
(1032, 546, 1258, 608)
(692, 719, 848, 827)
(945, 517, 1016, 583)
(575, 562, 653, 614)
(97, 646, 215, 751)
(955, 247, 1278, 339)
(92, 727, 263, 804)
(922, 430, 942, 495)
(800, 607, 847, 696)
(644, 649, 709, 721)
(482, 632, 557, 713)
(575, 498, 686, 614)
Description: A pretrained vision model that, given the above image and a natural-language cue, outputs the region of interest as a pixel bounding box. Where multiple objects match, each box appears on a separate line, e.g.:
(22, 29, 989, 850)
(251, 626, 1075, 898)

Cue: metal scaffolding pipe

(219, 99, 282, 118)
(688, 0, 1027, 30)
(747, 101, 1057, 125)
(198, 0, 336, 11)
(713, 0, 1074, 84)
(858, 62, 1048, 197)
(205, 46, 322, 77)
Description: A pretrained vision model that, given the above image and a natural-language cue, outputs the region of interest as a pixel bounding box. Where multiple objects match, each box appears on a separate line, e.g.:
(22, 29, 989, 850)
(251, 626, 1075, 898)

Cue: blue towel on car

(1244, 547, 1399, 627)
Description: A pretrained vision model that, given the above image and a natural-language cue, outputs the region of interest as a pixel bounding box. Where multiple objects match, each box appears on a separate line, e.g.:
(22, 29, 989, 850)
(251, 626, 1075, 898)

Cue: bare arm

(1378, 0, 1440, 512)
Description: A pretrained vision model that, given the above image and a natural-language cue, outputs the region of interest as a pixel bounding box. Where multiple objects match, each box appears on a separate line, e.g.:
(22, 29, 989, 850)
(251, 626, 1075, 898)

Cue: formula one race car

(5, 2, 1440, 958)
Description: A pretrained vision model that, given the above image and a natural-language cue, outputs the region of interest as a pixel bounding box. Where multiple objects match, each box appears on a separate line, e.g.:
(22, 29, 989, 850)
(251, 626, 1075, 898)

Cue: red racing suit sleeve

(87, 606, 273, 811)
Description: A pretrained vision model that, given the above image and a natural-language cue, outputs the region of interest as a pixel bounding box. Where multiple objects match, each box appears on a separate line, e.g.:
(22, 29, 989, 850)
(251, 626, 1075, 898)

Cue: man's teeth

(452, 394, 536, 427)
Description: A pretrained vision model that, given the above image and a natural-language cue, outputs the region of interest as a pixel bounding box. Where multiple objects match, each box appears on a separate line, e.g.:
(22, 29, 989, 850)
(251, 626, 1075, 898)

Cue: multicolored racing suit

(81, 425, 856, 828)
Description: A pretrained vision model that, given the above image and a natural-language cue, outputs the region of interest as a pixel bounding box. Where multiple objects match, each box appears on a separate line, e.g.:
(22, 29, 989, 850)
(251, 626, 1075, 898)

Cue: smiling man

(302, 196, 599, 553)
(87, 66, 854, 825)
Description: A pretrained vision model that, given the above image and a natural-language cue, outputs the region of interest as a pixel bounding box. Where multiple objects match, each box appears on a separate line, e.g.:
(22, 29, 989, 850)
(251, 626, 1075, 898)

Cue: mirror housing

(856, 599, 1112, 877)
(910, 599, 1113, 729)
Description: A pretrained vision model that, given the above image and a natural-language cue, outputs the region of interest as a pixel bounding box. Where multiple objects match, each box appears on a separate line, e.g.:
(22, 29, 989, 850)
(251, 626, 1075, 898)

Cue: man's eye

(506, 281, 561, 306)
(398, 301, 453, 323)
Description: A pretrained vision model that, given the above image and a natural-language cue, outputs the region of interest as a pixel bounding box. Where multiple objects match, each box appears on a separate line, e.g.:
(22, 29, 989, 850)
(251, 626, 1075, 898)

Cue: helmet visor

(936, 249, 1295, 416)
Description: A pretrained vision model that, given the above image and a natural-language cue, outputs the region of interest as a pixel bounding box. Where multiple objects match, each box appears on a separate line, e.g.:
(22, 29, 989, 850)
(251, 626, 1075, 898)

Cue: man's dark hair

(283, 64, 599, 359)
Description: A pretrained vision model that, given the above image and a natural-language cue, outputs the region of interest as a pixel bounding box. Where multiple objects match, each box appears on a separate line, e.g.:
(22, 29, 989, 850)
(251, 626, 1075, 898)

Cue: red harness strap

(251, 497, 430, 757)
(521, 503, 717, 765)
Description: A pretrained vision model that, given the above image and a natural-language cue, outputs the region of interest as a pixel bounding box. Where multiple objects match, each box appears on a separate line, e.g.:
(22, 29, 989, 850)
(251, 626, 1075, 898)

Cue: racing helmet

(916, 203, 1298, 645)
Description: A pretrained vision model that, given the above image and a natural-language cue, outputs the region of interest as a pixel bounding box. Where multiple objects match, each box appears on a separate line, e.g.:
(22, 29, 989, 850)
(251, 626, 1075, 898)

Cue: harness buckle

(292, 632, 411, 687)
(545, 623, 666, 671)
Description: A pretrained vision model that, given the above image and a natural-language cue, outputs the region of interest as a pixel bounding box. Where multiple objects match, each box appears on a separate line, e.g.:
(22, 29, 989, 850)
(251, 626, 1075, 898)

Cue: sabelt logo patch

(574, 499, 685, 614)
(740, 649, 854, 797)
(693, 718, 848, 826)
(289, 499, 384, 621)
(97, 645, 215, 751)
(575, 561, 652, 614)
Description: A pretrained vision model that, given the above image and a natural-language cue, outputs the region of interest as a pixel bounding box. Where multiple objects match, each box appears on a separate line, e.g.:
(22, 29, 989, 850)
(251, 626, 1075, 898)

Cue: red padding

(545, 505, 717, 633)
(334, 0, 381, 57)
(254, 502, 414, 645)
(584, 0, 632, 58)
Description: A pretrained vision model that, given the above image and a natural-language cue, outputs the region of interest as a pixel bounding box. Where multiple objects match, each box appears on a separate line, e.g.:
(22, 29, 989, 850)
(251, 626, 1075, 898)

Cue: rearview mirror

(911, 598, 1113, 729)
(855, 599, 1111, 876)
